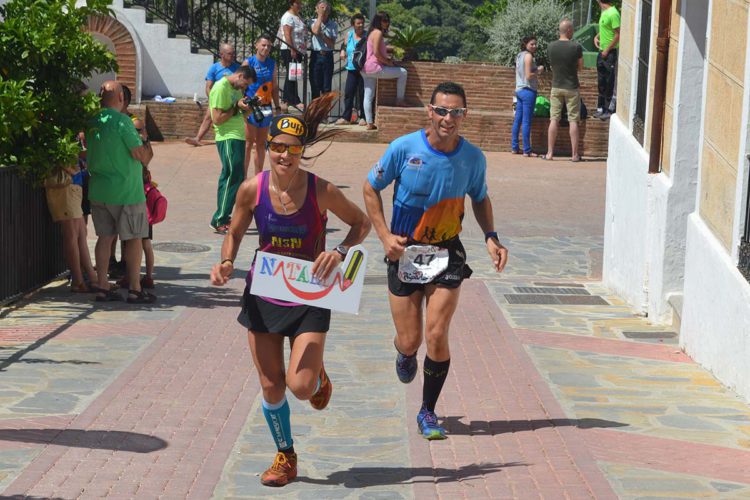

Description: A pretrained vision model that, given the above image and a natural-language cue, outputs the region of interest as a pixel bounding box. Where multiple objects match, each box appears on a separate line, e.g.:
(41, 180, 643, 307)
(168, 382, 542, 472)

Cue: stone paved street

(1, 141, 750, 499)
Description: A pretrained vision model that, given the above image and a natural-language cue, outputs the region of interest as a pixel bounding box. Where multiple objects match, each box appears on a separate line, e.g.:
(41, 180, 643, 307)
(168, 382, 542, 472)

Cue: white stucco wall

(602, 116, 651, 314)
(78, 0, 213, 99)
(114, 5, 213, 98)
(681, 215, 750, 402)
(645, 1, 708, 323)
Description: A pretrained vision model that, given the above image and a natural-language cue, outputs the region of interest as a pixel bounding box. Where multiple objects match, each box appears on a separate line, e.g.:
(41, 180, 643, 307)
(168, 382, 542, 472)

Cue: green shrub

(388, 25, 439, 61)
(0, 0, 118, 185)
(485, 0, 569, 68)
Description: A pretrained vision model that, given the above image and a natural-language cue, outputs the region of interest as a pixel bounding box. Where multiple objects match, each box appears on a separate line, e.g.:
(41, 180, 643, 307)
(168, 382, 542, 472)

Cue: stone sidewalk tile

(405, 280, 617, 499)
(5, 140, 750, 499)
(2, 295, 261, 498)
(211, 285, 414, 499)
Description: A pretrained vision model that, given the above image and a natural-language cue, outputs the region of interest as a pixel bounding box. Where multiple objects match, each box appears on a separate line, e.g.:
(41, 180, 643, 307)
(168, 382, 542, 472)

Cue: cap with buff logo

(267, 115, 307, 144)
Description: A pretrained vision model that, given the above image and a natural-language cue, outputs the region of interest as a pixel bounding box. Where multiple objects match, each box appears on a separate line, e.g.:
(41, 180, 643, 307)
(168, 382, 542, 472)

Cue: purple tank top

(247, 170, 328, 304)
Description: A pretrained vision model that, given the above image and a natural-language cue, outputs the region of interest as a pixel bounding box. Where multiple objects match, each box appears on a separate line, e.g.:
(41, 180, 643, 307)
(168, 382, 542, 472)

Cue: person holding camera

(208, 66, 257, 234)
(242, 34, 282, 177)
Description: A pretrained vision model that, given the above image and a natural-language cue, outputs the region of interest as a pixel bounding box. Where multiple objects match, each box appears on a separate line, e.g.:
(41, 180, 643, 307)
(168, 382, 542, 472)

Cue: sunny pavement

(1, 136, 749, 499)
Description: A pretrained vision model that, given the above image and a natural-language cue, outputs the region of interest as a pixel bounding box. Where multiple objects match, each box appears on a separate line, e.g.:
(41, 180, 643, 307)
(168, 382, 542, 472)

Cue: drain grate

(534, 282, 586, 288)
(364, 275, 389, 285)
(622, 331, 677, 340)
(505, 294, 609, 305)
(514, 286, 590, 295)
(153, 242, 212, 253)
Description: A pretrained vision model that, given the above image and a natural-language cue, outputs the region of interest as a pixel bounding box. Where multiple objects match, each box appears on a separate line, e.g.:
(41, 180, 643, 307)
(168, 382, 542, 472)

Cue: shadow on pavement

(441, 417, 628, 435)
(0, 429, 168, 453)
(298, 462, 519, 487)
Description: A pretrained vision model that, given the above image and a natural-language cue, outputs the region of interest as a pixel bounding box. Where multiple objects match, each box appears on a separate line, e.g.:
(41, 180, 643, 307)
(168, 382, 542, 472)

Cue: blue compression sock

(262, 396, 293, 451)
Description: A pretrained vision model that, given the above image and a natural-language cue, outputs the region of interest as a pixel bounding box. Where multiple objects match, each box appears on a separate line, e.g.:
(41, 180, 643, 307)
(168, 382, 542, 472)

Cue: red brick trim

(86, 14, 137, 96)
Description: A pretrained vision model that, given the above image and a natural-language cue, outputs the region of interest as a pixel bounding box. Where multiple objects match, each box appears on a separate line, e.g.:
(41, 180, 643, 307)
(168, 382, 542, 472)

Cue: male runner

(363, 81, 508, 440)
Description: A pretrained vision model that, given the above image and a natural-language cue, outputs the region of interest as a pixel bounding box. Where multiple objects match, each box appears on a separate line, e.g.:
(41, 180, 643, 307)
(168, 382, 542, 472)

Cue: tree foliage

(0, 0, 117, 185)
(388, 25, 438, 61)
(485, 0, 569, 68)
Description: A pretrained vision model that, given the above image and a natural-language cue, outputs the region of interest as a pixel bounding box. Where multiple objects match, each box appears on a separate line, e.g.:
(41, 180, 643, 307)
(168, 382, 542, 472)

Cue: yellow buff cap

(267, 115, 307, 144)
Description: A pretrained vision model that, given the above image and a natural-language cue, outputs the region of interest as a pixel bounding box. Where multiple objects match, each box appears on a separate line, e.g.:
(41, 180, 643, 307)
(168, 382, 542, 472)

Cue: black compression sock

(422, 356, 450, 412)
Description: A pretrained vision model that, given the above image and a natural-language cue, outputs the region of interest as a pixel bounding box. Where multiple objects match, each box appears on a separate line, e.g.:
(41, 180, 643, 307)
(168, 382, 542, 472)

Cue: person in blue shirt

(308, 1, 338, 99)
(336, 13, 366, 125)
(185, 44, 240, 147)
(363, 81, 509, 441)
(242, 34, 282, 176)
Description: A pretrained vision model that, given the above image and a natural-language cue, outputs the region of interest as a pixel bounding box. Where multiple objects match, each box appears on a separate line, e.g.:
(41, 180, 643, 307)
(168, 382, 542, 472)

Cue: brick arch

(86, 14, 137, 98)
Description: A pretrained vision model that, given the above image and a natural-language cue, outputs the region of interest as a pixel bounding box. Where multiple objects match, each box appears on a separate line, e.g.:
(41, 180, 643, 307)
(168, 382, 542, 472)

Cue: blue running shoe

(417, 407, 447, 440)
(395, 350, 417, 383)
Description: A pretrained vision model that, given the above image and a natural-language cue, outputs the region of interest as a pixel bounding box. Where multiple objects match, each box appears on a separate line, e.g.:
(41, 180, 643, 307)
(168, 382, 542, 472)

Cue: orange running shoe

(260, 450, 298, 487)
(309, 364, 333, 410)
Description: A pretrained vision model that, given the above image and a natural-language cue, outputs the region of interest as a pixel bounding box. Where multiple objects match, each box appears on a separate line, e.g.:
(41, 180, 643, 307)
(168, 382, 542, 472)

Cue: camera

(243, 95, 266, 123)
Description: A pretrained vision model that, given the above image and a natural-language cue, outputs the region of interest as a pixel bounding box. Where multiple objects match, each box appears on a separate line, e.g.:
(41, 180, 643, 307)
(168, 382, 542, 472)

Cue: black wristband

(484, 231, 498, 242)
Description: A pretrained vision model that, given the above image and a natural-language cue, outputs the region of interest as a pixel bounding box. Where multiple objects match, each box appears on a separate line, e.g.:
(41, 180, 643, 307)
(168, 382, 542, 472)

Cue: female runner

(210, 94, 370, 487)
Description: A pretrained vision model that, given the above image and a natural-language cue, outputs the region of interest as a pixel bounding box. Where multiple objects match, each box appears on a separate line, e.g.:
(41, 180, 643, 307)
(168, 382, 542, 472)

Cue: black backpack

(352, 32, 368, 71)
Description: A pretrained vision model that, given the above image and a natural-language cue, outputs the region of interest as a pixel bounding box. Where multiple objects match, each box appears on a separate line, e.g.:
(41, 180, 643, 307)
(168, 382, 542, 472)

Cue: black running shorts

(237, 287, 331, 337)
(386, 237, 473, 297)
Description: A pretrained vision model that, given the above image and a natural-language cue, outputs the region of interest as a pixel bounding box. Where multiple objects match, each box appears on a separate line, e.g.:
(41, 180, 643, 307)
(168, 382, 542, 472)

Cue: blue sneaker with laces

(417, 406, 447, 440)
(395, 349, 417, 383)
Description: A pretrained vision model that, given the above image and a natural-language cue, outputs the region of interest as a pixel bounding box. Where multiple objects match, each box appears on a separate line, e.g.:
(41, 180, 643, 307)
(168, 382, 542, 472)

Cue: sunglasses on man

(429, 105, 467, 117)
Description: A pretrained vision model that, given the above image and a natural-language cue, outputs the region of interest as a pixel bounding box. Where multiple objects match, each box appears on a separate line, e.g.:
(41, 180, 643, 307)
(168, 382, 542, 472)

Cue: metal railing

(0, 167, 66, 305)
(125, 0, 364, 119)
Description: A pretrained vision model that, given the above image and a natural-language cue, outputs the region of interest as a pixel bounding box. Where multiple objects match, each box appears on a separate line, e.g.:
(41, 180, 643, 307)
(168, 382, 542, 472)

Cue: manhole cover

(153, 242, 212, 253)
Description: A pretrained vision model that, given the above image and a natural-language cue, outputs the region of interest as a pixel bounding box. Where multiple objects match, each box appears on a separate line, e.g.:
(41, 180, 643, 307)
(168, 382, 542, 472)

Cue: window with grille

(633, 0, 652, 144)
(739, 156, 750, 280)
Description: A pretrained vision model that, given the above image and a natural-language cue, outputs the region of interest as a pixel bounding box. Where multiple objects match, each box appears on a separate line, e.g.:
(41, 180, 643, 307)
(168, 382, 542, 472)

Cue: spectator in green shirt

(594, 0, 620, 119)
(209, 66, 256, 233)
(86, 80, 155, 304)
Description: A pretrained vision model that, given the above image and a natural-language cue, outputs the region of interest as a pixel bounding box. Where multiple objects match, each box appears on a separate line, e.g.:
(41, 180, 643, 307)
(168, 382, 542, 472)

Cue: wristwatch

(333, 245, 348, 259)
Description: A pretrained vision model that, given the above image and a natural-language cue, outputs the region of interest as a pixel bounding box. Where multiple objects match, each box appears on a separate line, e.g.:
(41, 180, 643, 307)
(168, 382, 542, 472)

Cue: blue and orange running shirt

(367, 129, 488, 244)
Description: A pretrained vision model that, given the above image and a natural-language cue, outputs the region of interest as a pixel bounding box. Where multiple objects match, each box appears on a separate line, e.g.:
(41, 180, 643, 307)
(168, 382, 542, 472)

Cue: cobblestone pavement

(1, 141, 749, 499)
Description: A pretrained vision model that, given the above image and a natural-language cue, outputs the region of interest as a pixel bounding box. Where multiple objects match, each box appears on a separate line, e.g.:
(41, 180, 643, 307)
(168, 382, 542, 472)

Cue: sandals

(93, 287, 123, 302)
(571, 155, 582, 162)
(71, 282, 91, 293)
(127, 289, 156, 304)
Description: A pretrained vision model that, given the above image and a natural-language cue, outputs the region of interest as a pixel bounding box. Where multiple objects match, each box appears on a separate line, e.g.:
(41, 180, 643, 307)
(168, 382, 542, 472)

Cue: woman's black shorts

(237, 287, 331, 337)
(386, 237, 473, 297)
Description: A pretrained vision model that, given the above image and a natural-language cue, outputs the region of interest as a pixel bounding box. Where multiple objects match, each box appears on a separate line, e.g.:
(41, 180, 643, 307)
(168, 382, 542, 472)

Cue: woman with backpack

(336, 13, 367, 125)
(361, 12, 408, 130)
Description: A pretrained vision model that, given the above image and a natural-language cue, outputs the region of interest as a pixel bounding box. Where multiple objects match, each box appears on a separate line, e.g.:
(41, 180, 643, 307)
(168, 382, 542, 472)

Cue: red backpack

(145, 182, 167, 224)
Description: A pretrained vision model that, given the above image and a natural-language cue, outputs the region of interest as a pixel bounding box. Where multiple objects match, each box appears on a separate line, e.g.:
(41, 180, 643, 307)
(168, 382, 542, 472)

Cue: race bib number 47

(398, 245, 449, 283)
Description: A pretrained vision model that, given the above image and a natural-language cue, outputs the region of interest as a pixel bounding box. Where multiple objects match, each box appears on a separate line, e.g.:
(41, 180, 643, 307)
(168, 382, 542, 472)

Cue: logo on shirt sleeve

(373, 161, 384, 180)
